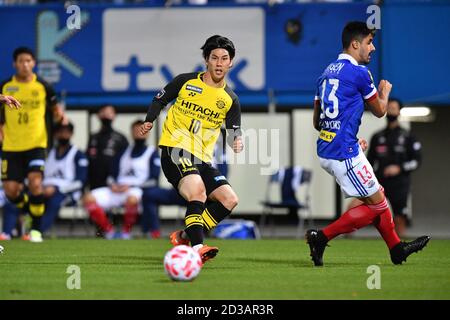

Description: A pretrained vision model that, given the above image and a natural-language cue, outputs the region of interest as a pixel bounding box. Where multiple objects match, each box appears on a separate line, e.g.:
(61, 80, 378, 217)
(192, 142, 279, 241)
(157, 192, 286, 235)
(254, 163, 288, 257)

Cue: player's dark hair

(388, 97, 404, 109)
(98, 104, 116, 113)
(342, 21, 376, 49)
(132, 119, 145, 128)
(13, 47, 36, 61)
(201, 35, 235, 60)
(54, 121, 74, 133)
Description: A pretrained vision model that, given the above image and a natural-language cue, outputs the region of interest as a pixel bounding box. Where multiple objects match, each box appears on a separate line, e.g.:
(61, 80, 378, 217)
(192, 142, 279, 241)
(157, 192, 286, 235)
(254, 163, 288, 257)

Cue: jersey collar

(338, 53, 359, 66)
(13, 73, 37, 83)
(199, 71, 227, 89)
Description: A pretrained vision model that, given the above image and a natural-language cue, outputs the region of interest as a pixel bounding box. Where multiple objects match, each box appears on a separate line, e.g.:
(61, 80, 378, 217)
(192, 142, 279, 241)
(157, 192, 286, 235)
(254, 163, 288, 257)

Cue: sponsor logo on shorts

(186, 85, 203, 94)
(368, 180, 375, 188)
(182, 167, 197, 174)
(214, 175, 226, 182)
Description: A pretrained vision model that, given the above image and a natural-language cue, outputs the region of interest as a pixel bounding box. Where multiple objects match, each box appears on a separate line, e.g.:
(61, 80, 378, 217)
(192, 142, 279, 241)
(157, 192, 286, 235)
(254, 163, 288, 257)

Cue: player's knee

(222, 193, 239, 211)
(181, 183, 207, 202)
(126, 196, 139, 206)
(83, 193, 96, 206)
(188, 189, 207, 202)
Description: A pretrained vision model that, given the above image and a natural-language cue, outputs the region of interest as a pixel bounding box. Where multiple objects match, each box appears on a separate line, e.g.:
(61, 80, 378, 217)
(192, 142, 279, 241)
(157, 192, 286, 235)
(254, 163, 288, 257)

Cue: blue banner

(0, 3, 380, 106)
(266, 3, 380, 92)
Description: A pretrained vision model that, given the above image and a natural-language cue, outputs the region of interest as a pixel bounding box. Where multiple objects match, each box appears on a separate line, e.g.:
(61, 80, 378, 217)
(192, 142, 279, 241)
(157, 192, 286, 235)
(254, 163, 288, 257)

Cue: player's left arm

(225, 97, 243, 153)
(358, 138, 368, 152)
(42, 79, 67, 124)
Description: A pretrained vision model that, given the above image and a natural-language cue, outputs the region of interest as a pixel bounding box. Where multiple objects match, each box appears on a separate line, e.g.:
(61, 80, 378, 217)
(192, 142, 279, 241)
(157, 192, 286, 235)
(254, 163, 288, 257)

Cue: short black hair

(388, 98, 404, 109)
(132, 119, 144, 128)
(201, 35, 235, 60)
(98, 104, 116, 113)
(54, 121, 74, 133)
(13, 47, 35, 62)
(342, 21, 376, 49)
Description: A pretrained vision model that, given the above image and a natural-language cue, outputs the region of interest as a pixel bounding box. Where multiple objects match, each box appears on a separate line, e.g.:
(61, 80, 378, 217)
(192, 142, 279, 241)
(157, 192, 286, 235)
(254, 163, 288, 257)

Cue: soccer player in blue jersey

(306, 21, 430, 266)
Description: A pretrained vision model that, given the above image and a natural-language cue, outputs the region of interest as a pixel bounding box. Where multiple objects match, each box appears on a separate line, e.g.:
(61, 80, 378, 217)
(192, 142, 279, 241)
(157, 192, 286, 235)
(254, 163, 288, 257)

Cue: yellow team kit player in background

(0, 47, 67, 242)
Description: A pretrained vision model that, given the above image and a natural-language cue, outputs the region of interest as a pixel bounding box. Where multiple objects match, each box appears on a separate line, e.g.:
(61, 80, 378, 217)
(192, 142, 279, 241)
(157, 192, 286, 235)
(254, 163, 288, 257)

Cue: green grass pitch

(0, 238, 449, 300)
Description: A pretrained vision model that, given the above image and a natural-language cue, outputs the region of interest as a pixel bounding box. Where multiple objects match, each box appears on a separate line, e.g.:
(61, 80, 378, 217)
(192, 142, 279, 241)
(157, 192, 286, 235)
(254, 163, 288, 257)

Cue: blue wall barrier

(0, 3, 447, 107)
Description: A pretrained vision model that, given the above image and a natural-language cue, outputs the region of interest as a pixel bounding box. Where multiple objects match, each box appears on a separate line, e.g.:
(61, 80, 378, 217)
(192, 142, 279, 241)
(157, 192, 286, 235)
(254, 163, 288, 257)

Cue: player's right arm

(312, 77, 322, 131)
(140, 74, 190, 136)
(357, 67, 392, 118)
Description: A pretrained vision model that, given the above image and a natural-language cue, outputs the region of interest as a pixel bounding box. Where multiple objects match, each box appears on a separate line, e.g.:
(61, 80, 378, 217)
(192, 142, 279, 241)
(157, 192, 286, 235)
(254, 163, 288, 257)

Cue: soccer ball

(0, 245, 4, 254)
(164, 245, 203, 281)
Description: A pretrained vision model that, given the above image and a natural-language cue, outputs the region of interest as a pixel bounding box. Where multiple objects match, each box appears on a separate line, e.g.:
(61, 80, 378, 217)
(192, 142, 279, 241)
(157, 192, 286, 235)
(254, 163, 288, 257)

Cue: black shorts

(1, 148, 46, 182)
(160, 146, 229, 196)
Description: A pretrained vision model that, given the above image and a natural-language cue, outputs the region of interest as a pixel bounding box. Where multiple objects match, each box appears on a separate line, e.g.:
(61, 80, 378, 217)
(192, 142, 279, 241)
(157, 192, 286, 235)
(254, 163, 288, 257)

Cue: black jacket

(368, 126, 422, 187)
(86, 128, 128, 189)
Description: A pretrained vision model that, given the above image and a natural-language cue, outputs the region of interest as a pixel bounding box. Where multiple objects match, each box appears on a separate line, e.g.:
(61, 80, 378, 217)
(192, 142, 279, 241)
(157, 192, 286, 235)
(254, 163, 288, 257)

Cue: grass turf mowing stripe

(0, 239, 448, 299)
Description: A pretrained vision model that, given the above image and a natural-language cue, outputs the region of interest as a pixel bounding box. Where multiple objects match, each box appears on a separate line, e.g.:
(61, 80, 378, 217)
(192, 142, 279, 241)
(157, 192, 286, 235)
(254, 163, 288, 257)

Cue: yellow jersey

(0, 74, 57, 152)
(145, 72, 241, 163)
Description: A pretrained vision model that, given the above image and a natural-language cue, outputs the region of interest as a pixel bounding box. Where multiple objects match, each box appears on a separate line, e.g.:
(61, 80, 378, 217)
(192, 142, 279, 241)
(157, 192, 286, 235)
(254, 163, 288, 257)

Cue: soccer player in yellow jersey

(0, 47, 67, 242)
(139, 35, 243, 262)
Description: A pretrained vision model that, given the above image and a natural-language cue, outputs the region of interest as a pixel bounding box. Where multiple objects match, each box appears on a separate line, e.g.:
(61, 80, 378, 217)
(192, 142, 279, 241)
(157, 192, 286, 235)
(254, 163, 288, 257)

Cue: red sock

(373, 206, 401, 249)
(86, 203, 112, 232)
(123, 203, 138, 233)
(323, 204, 377, 240)
(150, 230, 161, 239)
(323, 198, 395, 245)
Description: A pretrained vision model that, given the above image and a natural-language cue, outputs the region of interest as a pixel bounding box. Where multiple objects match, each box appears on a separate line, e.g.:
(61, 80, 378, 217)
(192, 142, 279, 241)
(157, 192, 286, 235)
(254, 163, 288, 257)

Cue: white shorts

(91, 187, 143, 210)
(319, 149, 380, 199)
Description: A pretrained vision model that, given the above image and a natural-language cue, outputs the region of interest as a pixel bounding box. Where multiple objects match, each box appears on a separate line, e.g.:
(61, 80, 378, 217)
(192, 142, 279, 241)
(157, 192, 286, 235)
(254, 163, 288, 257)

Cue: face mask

(100, 118, 112, 129)
(387, 115, 398, 123)
(134, 139, 146, 147)
(57, 138, 70, 146)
